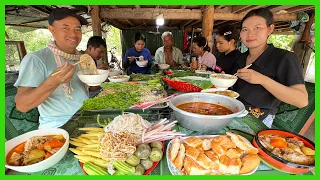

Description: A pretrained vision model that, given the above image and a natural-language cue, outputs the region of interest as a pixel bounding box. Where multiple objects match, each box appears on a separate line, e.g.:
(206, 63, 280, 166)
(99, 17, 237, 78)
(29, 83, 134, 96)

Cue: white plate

(201, 88, 240, 98)
(166, 135, 259, 175)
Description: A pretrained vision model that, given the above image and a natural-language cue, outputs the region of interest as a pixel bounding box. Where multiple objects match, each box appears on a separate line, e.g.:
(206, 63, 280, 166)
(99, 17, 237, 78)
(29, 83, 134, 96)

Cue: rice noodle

(104, 113, 152, 140)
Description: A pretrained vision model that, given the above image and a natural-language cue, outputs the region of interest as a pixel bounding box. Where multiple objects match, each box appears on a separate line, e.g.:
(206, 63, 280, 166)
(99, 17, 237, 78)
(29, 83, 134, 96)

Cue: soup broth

(6, 134, 66, 166)
(177, 102, 233, 115)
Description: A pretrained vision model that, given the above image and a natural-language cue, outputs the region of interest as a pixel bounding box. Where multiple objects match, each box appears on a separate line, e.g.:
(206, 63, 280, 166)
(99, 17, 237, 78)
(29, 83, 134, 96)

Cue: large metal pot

(169, 93, 247, 133)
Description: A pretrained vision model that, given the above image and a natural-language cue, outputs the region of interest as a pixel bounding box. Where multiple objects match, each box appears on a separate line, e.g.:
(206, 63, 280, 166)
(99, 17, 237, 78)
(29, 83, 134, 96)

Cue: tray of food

(252, 129, 315, 174)
(70, 113, 184, 175)
(166, 132, 260, 175)
(82, 82, 168, 112)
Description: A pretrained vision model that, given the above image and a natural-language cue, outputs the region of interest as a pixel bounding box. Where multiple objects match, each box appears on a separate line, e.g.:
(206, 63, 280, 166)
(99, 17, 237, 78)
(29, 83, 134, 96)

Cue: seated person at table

(192, 36, 217, 71)
(154, 31, 184, 67)
(83, 36, 108, 97)
(14, 8, 89, 128)
(84, 36, 108, 70)
(215, 25, 242, 74)
(123, 33, 152, 74)
(233, 8, 308, 128)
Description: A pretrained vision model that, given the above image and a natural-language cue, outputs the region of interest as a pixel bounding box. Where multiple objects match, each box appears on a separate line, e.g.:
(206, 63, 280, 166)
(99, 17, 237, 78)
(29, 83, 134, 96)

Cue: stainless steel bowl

(169, 93, 247, 133)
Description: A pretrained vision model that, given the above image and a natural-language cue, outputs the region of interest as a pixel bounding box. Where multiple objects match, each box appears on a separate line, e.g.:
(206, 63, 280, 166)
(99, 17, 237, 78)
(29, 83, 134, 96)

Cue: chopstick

(233, 63, 252, 77)
(51, 60, 84, 76)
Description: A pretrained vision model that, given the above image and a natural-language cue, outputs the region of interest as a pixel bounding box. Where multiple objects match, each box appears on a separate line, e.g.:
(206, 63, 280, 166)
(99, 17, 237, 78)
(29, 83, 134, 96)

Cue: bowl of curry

(5, 128, 69, 173)
(169, 93, 247, 133)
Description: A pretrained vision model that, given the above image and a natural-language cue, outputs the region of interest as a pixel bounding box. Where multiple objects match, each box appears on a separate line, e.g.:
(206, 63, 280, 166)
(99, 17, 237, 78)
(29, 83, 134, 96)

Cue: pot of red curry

(169, 93, 247, 133)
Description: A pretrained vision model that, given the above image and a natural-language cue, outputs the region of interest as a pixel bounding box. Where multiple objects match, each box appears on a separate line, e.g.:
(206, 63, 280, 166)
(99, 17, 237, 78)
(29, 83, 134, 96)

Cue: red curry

(177, 102, 233, 115)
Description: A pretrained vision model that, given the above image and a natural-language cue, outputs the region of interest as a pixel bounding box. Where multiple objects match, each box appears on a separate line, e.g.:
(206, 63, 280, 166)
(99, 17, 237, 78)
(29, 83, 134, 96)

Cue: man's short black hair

(48, 7, 88, 25)
(87, 36, 106, 49)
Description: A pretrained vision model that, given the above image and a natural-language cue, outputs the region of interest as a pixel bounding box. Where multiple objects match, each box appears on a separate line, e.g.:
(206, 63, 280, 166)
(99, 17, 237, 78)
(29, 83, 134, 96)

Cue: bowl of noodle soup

(77, 69, 109, 86)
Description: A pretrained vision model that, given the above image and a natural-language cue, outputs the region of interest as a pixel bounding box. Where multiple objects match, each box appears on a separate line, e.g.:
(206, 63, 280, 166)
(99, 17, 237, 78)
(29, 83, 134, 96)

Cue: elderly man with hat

(14, 7, 89, 128)
(154, 31, 184, 67)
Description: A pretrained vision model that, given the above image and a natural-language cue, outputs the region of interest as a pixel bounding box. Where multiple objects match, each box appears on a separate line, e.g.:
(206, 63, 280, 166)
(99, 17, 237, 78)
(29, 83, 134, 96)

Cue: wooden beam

(5, 31, 10, 40)
(91, 5, 102, 36)
(129, 26, 179, 30)
(272, 31, 295, 35)
(6, 24, 47, 29)
(275, 24, 290, 29)
(232, 5, 251, 13)
(286, 5, 314, 13)
(125, 18, 135, 26)
(27, 5, 49, 15)
(179, 20, 194, 29)
(301, 12, 314, 42)
(100, 8, 202, 20)
(241, 5, 267, 15)
(202, 6, 214, 53)
(213, 13, 297, 21)
(105, 19, 126, 29)
(267, 5, 296, 13)
(20, 18, 47, 25)
(214, 6, 232, 13)
(168, 20, 176, 27)
(100, 8, 298, 21)
(186, 20, 201, 29)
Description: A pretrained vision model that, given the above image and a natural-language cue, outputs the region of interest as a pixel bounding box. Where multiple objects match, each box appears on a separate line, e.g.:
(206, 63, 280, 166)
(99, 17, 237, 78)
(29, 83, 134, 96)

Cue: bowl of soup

(5, 128, 69, 173)
(169, 93, 247, 133)
(210, 74, 238, 89)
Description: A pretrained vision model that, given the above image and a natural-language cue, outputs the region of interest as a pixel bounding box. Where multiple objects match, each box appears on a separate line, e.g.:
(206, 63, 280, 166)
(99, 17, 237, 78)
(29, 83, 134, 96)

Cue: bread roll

(170, 138, 181, 161)
(184, 136, 203, 148)
(226, 132, 258, 154)
(173, 144, 186, 170)
(202, 139, 212, 151)
(195, 153, 214, 169)
(184, 157, 210, 175)
(225, 148, 244, 159)
(185, 147, 200, 161)
(240, 154, 260, 174)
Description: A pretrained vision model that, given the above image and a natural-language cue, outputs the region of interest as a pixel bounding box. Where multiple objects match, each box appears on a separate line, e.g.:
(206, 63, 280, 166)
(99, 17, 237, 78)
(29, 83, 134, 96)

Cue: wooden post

(202, 6, 214, 53)
(91, 6, 108, 65)
(301, 12, 314, 42)
(292, 12, 315, 78)
(91, 5, 102, 36)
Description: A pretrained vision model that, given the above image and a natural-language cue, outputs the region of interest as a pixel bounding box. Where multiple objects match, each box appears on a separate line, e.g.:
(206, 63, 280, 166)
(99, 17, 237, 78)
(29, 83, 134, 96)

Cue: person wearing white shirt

(154, 31, 184, 67)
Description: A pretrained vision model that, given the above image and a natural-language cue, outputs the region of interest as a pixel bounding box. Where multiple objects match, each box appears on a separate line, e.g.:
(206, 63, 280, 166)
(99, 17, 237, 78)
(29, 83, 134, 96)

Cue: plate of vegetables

(80, 141, 164, 175)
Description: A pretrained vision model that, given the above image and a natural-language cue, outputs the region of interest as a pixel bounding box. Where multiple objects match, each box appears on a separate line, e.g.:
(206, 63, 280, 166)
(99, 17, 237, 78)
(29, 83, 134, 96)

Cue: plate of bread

(166, 132, 260, 175)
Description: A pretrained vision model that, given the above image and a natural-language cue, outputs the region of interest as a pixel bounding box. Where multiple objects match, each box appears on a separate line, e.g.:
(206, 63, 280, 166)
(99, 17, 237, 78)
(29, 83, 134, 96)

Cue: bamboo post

(202, 6, 214, 53)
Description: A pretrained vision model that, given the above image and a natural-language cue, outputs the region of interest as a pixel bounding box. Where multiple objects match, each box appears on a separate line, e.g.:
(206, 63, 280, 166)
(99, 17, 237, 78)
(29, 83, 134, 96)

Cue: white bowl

(5, 128, 69, 173)
(77, 69, 109, 86)
(210, 74, 238, 88)
(108, 75, 130, 82)
(159, 64, 170, 70)
(136, 60, 148, 67)
(108, 69, 122, 76)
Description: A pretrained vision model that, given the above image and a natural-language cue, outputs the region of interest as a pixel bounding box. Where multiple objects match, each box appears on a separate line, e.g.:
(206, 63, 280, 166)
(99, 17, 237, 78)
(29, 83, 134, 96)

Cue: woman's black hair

(241, 8, 274, 28)
(216, 25, 240, 44)
(193, 36, 210, 52)
(134, 32, 146, 43)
